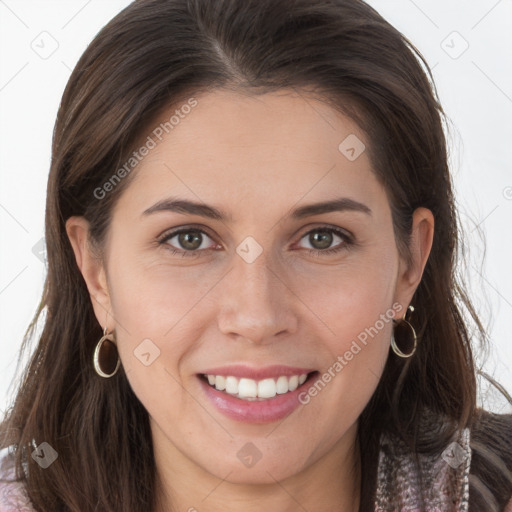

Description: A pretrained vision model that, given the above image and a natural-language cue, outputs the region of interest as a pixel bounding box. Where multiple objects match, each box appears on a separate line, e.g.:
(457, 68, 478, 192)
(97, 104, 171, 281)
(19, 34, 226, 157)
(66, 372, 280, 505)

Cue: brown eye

(176, 231, 203, 251)
(159, 228, 217, 257)
(308, 230, 334, 250)
(297, 227, 352, 255)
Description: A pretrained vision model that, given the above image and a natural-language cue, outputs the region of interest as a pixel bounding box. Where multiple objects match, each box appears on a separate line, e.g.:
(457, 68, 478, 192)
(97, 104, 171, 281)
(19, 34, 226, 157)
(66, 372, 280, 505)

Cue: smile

(203, 373, 309, 400)
(197, 365, 319, 423)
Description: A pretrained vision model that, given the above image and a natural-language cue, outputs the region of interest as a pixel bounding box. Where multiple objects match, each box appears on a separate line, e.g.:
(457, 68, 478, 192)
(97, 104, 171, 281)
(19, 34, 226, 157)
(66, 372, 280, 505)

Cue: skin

(66, 88, 434, 512)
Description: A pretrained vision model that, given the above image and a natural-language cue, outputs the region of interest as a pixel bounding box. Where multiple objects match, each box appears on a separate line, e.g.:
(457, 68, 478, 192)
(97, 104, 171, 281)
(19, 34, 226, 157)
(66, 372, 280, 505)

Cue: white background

(1, 0, 511, 416)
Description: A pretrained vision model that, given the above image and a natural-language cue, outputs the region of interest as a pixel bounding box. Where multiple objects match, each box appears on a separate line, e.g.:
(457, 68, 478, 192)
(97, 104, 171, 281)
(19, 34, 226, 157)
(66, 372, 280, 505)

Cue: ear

(393, 207, 435, 316)
(65, 216, 113, 330)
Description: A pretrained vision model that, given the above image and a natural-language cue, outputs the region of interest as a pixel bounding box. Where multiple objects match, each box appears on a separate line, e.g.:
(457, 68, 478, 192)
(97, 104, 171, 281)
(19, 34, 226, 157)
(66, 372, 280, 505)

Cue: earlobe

(65, 216, 112, 326)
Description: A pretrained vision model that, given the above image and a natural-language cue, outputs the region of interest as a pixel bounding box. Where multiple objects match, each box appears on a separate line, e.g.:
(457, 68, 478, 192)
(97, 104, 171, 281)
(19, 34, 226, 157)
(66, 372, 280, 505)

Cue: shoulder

(0, 446, 35, 512)
(468, 410, 512, 512)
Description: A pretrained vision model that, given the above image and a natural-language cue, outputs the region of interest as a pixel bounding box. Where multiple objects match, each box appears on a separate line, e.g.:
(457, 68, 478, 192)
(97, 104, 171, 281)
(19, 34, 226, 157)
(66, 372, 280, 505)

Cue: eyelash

(157, 225, 353, 258)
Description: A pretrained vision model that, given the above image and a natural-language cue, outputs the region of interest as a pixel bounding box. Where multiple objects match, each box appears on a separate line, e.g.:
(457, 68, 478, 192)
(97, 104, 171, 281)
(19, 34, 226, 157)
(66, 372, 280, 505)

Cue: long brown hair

(1, 0, 511, 511)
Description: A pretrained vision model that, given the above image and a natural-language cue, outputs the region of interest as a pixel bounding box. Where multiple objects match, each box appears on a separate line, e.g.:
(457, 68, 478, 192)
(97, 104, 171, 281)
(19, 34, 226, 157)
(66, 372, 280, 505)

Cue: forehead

(113, 88, 385, 220)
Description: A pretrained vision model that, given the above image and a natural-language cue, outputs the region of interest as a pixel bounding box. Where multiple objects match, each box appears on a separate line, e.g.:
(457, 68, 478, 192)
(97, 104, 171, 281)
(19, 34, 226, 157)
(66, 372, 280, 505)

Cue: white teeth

(288, 375, 299, 391)
(215, 375, 226, 391)
(238, 378, 258, 398)
(258, 378, 277, 399)
(225, 376, 238, 395)
(276, 376, 289, 394)
(205, 373, 309, 400)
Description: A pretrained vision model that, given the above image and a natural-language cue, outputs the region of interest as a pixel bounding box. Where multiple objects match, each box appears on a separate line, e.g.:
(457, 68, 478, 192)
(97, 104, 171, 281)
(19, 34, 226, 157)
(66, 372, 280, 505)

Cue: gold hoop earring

(93, 326, 121, 378)
(390, 305, 417, 358)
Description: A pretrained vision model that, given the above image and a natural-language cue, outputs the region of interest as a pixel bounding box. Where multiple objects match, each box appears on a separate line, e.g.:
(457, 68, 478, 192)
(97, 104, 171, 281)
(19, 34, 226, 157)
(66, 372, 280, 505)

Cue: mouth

(197, 368, 319, 423)
(196, 364, 320, 423)
(199, 371, 318, 401)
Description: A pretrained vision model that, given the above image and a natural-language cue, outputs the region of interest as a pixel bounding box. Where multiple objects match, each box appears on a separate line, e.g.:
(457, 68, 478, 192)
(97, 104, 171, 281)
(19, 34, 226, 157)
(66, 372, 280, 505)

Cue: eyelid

(295, 223, 353, 241)
(156, 223, 217, 240)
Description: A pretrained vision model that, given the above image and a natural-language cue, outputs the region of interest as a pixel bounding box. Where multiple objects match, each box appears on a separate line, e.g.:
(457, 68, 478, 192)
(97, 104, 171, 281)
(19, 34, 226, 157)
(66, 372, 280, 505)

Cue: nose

(216, 248, 298, 345)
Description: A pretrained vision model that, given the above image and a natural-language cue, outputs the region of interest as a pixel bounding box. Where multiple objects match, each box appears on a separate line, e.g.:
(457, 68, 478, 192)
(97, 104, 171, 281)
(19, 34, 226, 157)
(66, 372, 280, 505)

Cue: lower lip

(198, 374, 316, 424)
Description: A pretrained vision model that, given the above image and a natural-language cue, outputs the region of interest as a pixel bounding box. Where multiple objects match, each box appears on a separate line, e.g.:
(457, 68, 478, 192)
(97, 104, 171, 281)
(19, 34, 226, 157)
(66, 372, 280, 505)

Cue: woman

(1, 0, 511, 510)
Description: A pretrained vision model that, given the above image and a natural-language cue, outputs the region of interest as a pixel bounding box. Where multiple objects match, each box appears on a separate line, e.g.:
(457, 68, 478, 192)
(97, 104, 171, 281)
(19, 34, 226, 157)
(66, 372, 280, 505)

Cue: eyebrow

(141, 196, 372, 220)
(292, 197, 372, 218)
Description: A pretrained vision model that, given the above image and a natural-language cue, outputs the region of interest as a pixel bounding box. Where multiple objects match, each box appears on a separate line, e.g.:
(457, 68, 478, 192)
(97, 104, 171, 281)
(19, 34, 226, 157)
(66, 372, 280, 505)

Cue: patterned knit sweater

(1, 427, 511, 511)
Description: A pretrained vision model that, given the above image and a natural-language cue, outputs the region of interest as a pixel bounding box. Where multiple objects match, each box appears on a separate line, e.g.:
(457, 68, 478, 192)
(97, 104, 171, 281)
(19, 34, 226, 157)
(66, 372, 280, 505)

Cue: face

(67, 88, 433, 489)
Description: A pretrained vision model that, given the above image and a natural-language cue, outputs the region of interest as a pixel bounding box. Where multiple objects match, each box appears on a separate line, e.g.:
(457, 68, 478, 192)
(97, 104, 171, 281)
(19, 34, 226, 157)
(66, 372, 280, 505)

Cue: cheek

(297, 275, 395, 454)
(298, 243, 397, 404)
(105, 251, 234, 412)
(301, 243, 398, 342)
(105, 256, 194, 393)
(107, 246, 214, 339)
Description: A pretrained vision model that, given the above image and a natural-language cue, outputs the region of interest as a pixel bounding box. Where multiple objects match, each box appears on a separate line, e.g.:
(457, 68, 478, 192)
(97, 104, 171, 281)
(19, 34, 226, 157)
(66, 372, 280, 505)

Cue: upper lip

(199, 364, 316, 380)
